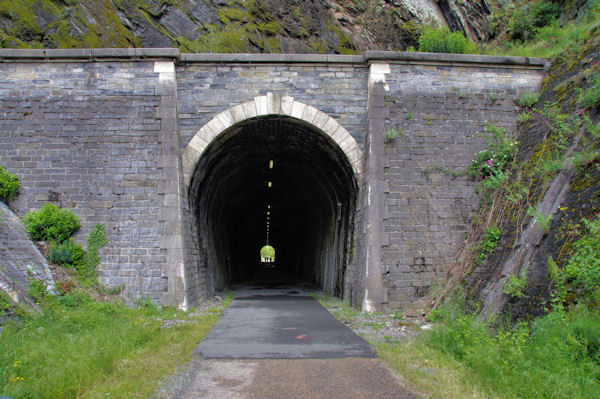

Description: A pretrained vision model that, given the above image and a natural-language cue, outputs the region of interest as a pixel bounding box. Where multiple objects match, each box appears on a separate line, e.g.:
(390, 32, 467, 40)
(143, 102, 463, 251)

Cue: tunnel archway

(183, 96, 361, 298)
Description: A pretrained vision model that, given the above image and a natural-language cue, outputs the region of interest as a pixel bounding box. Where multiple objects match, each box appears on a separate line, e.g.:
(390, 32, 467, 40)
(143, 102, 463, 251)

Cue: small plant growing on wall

(0, 165, 20, 204)
(382, 128, 400, 141)
(503, 266, 528, 298)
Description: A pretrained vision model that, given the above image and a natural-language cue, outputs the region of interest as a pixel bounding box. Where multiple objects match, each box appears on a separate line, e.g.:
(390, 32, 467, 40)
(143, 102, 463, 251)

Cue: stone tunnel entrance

(187, 115, 359, 298)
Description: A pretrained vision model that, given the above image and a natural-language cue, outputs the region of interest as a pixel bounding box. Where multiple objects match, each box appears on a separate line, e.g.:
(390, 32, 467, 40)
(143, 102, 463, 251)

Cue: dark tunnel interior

(188, 116, 358, 297)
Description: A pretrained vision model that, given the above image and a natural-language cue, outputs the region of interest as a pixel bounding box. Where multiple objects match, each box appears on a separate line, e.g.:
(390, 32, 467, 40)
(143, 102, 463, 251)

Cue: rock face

(0, 0, 500, 53)
(0, 202, 54, 311)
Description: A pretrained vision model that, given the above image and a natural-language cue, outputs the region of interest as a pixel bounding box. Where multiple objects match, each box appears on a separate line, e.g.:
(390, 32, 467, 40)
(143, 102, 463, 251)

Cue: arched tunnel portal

(187, 115, 359, 298)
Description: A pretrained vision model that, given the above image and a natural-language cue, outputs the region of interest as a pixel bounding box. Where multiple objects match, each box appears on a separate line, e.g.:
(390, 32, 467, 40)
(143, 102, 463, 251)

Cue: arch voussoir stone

(182, 93, 364, 184)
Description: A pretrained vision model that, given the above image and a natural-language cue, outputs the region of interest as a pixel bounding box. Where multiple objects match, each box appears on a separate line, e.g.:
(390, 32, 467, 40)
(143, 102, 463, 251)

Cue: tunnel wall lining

(0, 49, 546, 310)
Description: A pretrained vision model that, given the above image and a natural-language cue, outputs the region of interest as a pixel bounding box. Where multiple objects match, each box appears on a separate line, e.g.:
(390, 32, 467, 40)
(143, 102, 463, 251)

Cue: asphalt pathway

(195, 285, 376, 359)
(157, 284, 418, 398)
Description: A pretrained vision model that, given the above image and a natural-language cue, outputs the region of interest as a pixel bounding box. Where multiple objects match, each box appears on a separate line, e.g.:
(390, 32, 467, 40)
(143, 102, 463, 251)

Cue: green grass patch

(376, 305, 600, 399)
(0, 292, 226, 398)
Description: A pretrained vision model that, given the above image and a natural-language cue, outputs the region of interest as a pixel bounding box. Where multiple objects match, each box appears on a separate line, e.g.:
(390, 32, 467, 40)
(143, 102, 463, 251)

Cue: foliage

(48, 239, 85, 269)
(382, 128, 400, 141)
(376, 297, 600, 399)
(468, 125, 518, 186)
(527, 207, 552, 232)
(473, 226, 501, 265)
(508, 1, 560, 42)
(516, 109, 534, 123)
(577, 70, 600, 109)
(503, 266, 528, 298)
(0, 290, 13, 314)
(83, 223, 108, 278)
(26, 279, 47, 304)
(23, 203, 80, 243)
(563, 214, 600, 304)
(418, 26, 477, 54)
(0, 165, 20, 203)
(515, 90, 540, 107)
(260, 244, 275, 261)
(0, 291, 226, 398)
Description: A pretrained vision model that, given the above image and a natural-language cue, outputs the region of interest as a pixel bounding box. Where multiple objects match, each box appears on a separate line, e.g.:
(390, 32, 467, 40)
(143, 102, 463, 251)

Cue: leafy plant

(527, 207, 552, 232)
(0, 165, 20, 203)
(83, 223, 108, 278)
(49, 239, 85, 269)
(577, 70, 600, 109)
(508, 1, 559, 42)
(503, 266, 528, 298)
(516, 90, 540, 107)
(469, 125, 518, 184)
(0, 290, 13, 315)
(418, 26, 477, 54)
(382, 128, 400, 141)
(23, 203, 80, 243)
(564, 214, 600, 304)
(27, 280, 47, 303)
(406, 112, 412, 120)
(474, 226, 501, 265)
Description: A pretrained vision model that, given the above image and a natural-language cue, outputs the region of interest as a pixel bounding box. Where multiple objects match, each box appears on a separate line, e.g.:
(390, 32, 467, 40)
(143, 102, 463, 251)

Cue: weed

(382, 128, 400, 141)
(503, 266, 528, 298)
(406, 112, 412, 120)
(473, 226, 501, 265)
(516, 90, 540, 107)
(577, 70, 600, 108)
(527, 207, 552, 232)
(0, 165, 19, 203)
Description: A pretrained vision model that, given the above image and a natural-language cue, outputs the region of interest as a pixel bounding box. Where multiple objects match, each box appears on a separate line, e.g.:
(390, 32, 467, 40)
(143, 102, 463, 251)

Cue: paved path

(156, 284, 418, 399)
(195, 285, 375, 359)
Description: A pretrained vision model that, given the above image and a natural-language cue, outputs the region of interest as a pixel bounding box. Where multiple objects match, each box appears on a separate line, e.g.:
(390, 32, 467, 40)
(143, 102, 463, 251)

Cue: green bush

(508, 1, 560, 42)
(49, 238, 85, 269)
(24, 203, 80, 243)
(418, 26, 477, 54)
(0, 165, 20, 203)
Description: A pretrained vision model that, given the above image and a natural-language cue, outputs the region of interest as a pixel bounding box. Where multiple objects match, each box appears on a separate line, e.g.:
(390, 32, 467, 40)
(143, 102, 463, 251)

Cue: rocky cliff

(0, 0, 500, 53)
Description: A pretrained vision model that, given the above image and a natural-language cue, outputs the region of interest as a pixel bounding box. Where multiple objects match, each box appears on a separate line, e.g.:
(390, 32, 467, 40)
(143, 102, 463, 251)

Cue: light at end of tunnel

(268, 181, 272, 188)
(268, 205, 271, 209)
(269, 159, 274, 169)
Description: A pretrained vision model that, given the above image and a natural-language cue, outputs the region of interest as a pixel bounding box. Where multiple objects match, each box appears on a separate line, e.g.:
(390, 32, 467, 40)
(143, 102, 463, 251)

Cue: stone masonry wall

(176, 59, 370, 304)
(0, 50, 546, 310)
(0, 60, 177, 304)
(381, 63, 544, 309)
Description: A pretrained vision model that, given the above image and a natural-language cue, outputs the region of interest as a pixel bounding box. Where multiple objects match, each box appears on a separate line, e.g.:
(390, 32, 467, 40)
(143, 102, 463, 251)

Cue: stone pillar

(362, 63, 391, 312)
(154, 61, 188, 310)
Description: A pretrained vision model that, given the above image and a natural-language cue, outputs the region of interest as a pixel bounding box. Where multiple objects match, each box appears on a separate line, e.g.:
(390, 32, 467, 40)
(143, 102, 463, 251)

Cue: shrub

(508, 1, 560, 42)
(0, 166, 20, 203)
(24, 203, 80, 243)
(503, 266, 528, 298)
(418, 26, 477, 54)
(49, 239, 85, 269)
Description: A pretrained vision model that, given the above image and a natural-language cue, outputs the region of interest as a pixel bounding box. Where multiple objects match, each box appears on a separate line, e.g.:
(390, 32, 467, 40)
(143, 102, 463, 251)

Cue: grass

(0, 290, 232, 398)
(376, 304, 600, 399)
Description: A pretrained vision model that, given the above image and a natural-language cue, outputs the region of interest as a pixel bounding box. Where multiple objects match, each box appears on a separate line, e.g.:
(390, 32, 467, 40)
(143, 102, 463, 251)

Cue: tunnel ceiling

(189, 116, 358, 294)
